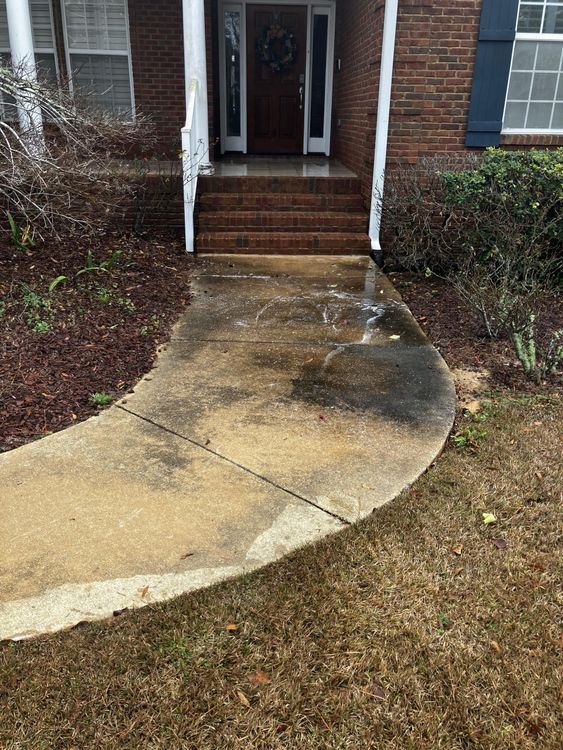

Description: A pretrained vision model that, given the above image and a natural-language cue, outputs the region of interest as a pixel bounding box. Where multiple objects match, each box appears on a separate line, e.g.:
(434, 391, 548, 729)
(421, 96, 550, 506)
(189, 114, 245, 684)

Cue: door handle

(299, 85, 304, 110)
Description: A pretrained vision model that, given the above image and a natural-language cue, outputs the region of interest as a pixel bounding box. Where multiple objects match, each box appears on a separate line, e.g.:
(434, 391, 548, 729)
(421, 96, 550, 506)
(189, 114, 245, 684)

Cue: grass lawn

(1, 394, 561, 749)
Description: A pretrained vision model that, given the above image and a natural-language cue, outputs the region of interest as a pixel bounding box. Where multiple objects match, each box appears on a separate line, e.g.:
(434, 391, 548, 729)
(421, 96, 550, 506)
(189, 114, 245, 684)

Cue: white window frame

(60, 0, 136, 119)
(218, 0, 336, 155)
(502, 0, 563, 134)
(0, 0, 59, 119)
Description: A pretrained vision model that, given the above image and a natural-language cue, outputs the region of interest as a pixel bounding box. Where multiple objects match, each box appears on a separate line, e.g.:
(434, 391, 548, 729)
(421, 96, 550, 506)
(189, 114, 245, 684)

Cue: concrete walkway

(0, 256, 456, 640)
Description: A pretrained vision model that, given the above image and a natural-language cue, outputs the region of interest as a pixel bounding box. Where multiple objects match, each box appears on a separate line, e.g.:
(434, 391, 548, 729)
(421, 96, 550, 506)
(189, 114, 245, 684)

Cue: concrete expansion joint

(117, 405, 353, 526)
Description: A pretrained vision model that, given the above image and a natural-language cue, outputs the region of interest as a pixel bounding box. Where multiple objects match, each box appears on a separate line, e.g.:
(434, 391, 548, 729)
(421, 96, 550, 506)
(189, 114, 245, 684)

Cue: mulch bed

(0, 231, 193, 453)
(390, 272, 562, 393)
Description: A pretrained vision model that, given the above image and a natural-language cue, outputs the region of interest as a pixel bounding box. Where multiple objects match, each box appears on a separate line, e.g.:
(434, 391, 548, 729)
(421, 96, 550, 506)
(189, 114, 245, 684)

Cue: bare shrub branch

(0, 61, 153, 240)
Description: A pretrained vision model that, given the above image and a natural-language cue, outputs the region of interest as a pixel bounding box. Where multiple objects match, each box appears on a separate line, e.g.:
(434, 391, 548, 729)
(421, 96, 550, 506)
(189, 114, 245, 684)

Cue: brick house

(1, 0, 562, 254)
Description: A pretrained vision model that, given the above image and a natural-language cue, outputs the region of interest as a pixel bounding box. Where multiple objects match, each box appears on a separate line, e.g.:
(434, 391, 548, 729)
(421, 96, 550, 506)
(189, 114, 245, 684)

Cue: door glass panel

(224, 9, 241, 138)
(309, 13, 328, 139)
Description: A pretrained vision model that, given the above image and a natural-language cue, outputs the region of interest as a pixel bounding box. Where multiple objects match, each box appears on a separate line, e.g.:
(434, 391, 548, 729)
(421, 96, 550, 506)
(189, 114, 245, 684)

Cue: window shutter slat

(466, 0, 520, 147)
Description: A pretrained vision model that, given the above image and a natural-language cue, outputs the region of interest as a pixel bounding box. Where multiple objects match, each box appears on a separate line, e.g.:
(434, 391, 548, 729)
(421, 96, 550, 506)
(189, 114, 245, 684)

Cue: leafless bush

(0, 61, 152, 240)
(380, 153, 480, 271)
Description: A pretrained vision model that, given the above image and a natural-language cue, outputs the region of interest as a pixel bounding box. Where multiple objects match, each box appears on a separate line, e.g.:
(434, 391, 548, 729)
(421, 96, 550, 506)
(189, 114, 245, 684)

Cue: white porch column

(369, 0, 398, 262)
(182, 0, 211, 167)
(5, 0, 44, 144)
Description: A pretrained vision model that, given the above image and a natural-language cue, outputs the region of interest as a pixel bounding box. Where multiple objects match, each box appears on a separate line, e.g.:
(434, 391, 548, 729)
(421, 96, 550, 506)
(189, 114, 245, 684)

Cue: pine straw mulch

(0, 231, 193, 453)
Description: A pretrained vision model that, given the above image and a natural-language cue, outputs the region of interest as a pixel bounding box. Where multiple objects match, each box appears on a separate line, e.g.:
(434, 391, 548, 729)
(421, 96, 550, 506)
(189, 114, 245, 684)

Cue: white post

(369, 0, 398, 262)
(5, 0, 44, 146)
(183, 0, 210, 168)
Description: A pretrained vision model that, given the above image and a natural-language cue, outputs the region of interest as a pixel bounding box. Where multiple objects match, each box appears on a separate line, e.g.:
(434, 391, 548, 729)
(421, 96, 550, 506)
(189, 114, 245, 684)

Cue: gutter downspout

(368, 0, 398, 264)
(6, 0, 44, 149)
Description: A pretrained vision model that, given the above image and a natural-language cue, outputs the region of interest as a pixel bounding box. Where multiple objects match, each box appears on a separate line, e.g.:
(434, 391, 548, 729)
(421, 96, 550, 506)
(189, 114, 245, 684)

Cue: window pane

(518, 3, 543, 32)
(30, 0, 54, 48)
(536, 41, 562, 69)
(505, 39, 563, 131)
(512, 41, 537, 70)
(65, 0, 128, 52)
(310, 14, 328, 140)
(544, 5, 563, 33)
(531, 71, 558, 98)
(552, 101, 563, 127)
(504, 101, 528, 128)
(0, 0, 54, 50)
(70, 53, 132, 114)
(224, 10, 241, 138)
(526, 101, 553, 127)
(508, 71, 533, 99)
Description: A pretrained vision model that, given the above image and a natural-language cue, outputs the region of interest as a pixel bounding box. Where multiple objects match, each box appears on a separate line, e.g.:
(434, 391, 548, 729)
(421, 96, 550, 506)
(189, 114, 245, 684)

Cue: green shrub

(441, 147, 563, 261)
(381, 149, 563, 382)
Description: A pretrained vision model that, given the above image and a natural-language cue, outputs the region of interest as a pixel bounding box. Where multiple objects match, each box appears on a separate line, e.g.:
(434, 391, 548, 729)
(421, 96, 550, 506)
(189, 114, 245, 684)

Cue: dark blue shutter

(466, 0, 519, 147)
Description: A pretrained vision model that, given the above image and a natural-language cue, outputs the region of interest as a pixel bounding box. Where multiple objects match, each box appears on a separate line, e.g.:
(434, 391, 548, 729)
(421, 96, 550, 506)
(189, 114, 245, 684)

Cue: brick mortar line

(117, 405, 351, 526)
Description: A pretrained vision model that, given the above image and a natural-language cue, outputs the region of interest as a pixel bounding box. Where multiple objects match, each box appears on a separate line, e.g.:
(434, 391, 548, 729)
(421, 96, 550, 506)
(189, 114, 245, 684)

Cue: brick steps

(198, 175, 362, 195)
(198, 211, 368, 233)
(198, 192, 365, 211)
(196, 172, 370, 256)
(197, 231, 371, 255)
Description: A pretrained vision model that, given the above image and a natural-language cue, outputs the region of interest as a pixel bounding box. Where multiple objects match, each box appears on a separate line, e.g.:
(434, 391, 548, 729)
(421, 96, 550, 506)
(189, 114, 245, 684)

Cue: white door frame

(218, 0, 336, 155)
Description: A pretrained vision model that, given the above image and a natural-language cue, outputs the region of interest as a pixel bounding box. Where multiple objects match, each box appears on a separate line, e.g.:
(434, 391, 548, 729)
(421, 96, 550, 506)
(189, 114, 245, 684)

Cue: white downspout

(369, 0, 398, 262)
(182, 0, 211, 168)
(6, 0, 44, 146)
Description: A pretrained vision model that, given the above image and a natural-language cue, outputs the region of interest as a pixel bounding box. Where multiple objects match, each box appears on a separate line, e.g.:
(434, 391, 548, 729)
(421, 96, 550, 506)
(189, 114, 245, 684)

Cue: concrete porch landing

(0, 256, 456, 640)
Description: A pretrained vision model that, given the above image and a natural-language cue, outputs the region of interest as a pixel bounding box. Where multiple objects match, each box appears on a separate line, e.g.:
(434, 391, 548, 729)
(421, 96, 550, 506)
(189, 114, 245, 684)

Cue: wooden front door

(247, 4, 307, 154)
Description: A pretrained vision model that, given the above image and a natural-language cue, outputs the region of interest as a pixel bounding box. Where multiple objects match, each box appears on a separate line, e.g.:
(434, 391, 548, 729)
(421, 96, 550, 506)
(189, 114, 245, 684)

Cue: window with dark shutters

(466, 0, 520, 147)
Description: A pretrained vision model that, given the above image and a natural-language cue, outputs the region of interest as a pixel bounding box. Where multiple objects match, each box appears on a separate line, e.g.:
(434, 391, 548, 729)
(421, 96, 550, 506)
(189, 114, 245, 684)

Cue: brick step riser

(198, 214, 368, 233)
(199, 246, 371, 256)
(197, 232, 372, 255)
(198, 194, 366, 211)
(198, 176, 362, 195)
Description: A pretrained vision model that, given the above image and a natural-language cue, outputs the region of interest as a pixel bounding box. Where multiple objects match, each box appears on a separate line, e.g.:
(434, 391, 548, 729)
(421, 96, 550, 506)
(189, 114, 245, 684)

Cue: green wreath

(256, 24, 297, 73)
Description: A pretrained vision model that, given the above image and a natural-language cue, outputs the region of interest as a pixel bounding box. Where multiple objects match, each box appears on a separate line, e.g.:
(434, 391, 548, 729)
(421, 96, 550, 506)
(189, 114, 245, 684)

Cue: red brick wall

(127, 0, 185, 156)
(332, 0, 484, 200)
(332, 0, 385, 204)
(333, 0, 563, 201)
(127, 0, 216, 158)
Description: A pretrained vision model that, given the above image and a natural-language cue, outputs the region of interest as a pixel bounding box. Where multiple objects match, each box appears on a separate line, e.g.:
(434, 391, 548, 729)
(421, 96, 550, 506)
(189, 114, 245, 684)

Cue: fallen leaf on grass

(464, 400, 481, 415)
(453, 567, 464, 576)
(490, 640, 502, 654)
(225, 623, 240, 632)
(236, 690, 251, 708)
(451, 544, 464, 556)
(490, 538, 507, 550)
(482, 512, 497, 525)
(248, 671, 271, 685)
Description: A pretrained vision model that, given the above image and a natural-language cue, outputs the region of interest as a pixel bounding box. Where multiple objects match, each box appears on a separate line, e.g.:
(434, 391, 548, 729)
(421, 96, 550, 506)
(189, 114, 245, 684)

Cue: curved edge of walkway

(0, 255, 456, 641)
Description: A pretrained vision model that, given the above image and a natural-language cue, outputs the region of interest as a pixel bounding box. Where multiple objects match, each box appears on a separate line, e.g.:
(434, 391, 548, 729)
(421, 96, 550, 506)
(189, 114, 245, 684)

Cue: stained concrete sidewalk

(0, 256, 456, 640)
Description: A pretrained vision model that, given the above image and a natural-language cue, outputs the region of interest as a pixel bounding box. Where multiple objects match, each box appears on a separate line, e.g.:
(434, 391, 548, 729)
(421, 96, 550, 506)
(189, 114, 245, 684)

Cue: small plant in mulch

(89, 392, 114, 407)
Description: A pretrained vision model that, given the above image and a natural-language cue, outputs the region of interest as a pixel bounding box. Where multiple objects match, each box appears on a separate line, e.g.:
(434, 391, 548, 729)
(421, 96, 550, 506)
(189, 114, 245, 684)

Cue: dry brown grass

(1, 395, 562, 750)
